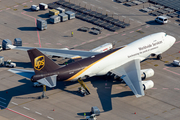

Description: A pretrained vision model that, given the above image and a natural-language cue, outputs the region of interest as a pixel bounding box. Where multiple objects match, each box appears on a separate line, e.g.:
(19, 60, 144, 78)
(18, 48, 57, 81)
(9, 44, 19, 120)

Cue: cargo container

(56, 7, 65, 13)
(50, 15, 60, 24)
(2, 39, 12, 50)
(14, 38, 22, 46)
(37, 18, 47, 31)
(65, 11, 75, 20)
(58, 13, 68, 22)
(0, 56, 4, 66)
(39, 3, 48, 10)
(49, 9, 60, 16)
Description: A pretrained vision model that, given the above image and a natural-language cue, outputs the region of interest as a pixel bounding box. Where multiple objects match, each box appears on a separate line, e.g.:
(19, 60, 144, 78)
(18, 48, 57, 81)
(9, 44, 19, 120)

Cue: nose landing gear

(157, 54, 162, 60)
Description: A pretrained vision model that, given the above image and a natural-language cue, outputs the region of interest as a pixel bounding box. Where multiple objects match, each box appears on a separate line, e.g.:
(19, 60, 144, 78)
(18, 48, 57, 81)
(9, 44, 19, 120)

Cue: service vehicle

(31, 5, 40, 11)
(6, 60, 16, 68)
(172, 60, 180, 66)
(91, 106, 100, 116)
(39, 3, 48, 10)
(78, 87, 87, 96)
(0, 45, 2, 51)
(155, 16, 168, 24)
(0, 56, 4, 66)
(86, 114, 97, 120)
(33, 82, 43, 87)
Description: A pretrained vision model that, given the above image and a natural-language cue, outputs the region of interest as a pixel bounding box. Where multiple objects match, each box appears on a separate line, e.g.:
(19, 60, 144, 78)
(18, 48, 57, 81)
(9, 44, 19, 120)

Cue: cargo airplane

(8, 32, 176, 97)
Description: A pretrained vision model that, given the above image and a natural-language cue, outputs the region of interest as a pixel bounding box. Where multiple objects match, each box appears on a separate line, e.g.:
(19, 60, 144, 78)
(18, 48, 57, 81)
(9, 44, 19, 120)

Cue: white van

(155, 16, 168, 24)
(31, 5, 40, 11)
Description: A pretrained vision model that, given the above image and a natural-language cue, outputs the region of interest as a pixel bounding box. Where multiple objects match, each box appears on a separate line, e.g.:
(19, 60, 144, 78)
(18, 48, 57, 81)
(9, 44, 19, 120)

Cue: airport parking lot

(0, 0, 180, 120)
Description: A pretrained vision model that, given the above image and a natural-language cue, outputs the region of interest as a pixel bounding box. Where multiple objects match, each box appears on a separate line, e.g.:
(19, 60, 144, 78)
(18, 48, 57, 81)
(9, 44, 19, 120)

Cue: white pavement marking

(90, 4, 95, 6)
(106, 10, 110, 12)
(98, 7, 102, 9)
(129, 18, 134, 21)
(95, 0, 101, 2)
(0, 97, 6, 101)
(114, 12, 118, 15)
(113, 6, 118, 9)
(137, 21, 142, 23)
(23, 107, 30, 110)
(11, 102, 18, 105)
(47, 116, 54, 120)
(0, 101, 6, 104)
(122, 16, 126, 18)
(35, 111, 42, 115)
(169, 33, 174, 36)
(174, 22, 179, 25)
(82, 1, 87, 4)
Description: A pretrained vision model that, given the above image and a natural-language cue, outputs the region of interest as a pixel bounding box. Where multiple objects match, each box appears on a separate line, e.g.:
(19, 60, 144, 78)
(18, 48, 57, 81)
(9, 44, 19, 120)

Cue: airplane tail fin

(27, 48, 60, 75)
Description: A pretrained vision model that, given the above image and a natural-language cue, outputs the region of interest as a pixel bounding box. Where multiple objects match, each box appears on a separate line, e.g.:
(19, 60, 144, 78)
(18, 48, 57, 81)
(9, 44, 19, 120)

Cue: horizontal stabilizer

(8, 69, 35, 79)
(37, 75, 57, 88)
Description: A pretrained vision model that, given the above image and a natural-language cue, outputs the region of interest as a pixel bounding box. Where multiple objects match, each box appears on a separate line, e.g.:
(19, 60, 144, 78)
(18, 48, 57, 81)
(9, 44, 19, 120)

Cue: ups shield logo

(34, 55, 45, 71)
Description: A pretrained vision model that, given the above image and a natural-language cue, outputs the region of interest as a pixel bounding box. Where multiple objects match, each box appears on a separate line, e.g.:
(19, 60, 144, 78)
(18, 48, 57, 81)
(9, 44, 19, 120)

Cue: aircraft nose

(167, 35, 176, 46)
(170, 36, 176, 45)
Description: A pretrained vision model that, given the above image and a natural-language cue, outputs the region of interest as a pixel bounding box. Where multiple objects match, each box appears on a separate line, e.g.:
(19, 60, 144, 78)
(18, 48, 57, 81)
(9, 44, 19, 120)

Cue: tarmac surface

(0, 0, 180, 120)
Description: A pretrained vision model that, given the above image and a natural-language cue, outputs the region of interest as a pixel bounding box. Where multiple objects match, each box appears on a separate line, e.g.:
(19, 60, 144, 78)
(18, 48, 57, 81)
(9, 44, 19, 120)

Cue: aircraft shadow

(18, 27, 38, 31)
(0, 78, 43, 109)
(0, 73, 132, 112)
(13, 61, 32, 68)
(90, 76, 132, 112)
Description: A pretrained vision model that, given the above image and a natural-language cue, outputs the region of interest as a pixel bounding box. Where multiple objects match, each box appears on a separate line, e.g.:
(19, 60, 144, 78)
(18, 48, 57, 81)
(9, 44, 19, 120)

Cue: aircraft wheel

(157, 55, 162, 60)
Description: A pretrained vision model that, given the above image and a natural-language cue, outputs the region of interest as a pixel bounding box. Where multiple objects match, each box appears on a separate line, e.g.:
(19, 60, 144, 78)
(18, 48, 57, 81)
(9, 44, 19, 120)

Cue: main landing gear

(40, 85, 49, 99)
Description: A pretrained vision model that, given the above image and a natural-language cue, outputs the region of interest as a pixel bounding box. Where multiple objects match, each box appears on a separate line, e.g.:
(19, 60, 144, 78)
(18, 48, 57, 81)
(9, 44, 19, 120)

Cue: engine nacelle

(141, 69, 154, 80)
(142, 80, 154, 90)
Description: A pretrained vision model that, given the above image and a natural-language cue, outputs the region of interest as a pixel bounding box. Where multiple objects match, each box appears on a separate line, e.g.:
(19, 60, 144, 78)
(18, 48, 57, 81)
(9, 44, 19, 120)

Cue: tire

(157, 55, 162, 60)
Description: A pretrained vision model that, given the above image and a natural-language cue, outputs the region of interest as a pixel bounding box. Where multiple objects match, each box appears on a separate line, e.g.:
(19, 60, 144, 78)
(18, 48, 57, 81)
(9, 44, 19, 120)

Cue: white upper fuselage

(71, 32, 176, 81)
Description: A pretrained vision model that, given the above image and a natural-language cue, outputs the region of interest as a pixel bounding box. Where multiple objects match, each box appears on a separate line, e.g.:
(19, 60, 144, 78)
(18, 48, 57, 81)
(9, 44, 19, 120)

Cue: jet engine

(141, 69, 154, 80)
(142, 80, 154, 90)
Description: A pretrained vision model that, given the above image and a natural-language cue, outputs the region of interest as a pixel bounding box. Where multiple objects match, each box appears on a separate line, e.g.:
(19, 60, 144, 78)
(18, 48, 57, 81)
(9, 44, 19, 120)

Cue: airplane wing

(111, 59, 144, 97)
(8, 45, 100, 59)
(8, 69, 35, 79)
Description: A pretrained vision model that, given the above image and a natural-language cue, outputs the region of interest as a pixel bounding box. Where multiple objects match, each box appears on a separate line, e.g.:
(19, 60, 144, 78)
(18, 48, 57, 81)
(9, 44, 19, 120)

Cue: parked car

(172, 60, 180, 66)
(33, 82, 43, 87)
(155, 16, 168, 24)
